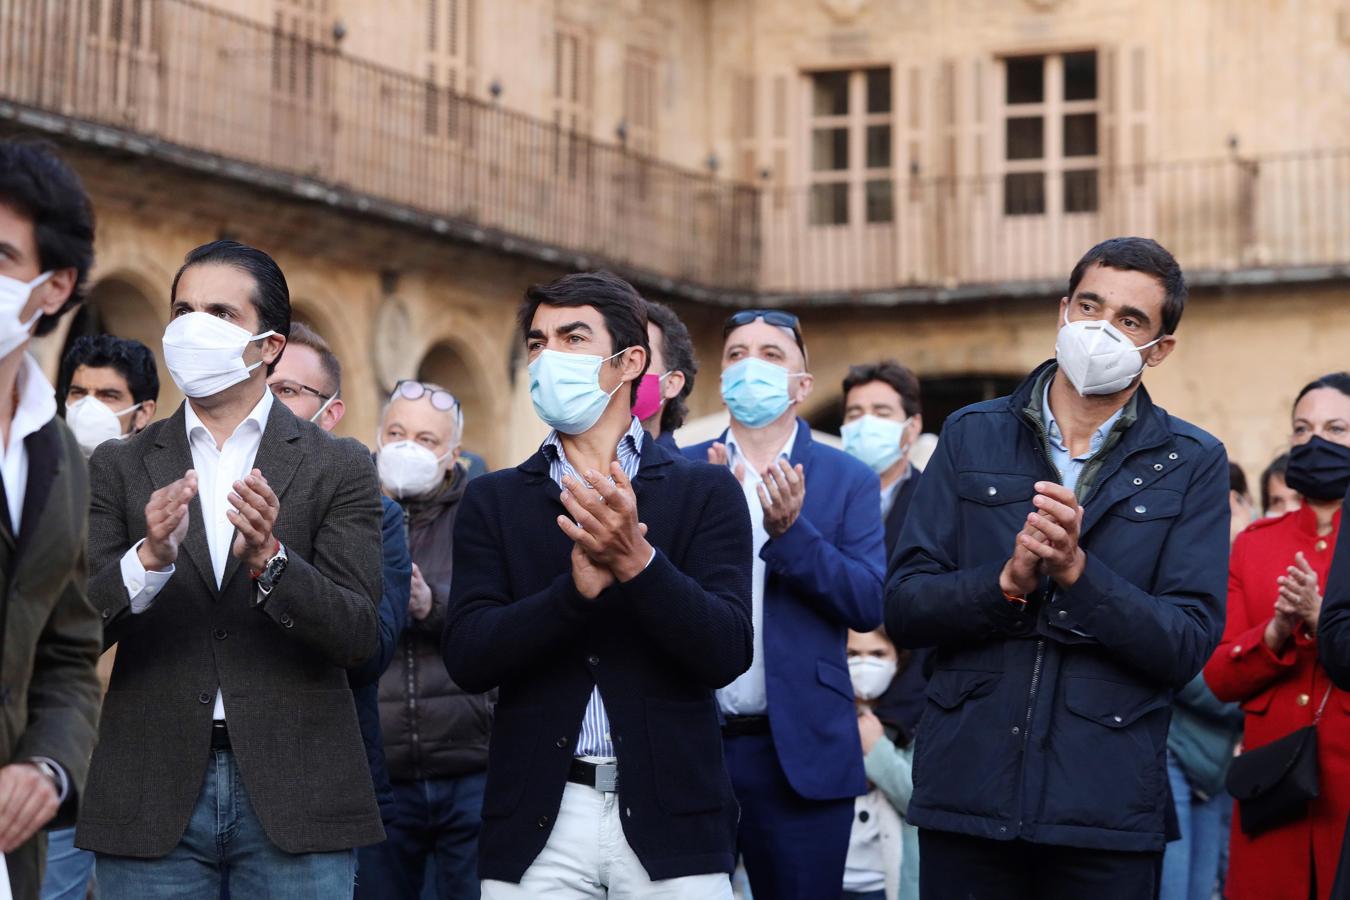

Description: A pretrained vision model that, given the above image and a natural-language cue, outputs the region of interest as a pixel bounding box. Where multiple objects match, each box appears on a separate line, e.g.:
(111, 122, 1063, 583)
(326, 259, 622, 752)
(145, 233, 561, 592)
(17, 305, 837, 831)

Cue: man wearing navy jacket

(887, 238, 1228, 899)
(685, 310, 886, 900)
(444, 271, 753, 898)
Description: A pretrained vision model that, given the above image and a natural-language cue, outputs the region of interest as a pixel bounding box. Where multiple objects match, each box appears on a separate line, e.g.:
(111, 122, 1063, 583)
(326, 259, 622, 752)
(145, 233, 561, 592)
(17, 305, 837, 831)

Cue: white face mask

(378, 439, 453, 499)
(841, 415, 910, 475)
(849, 656, 898, 701)
(65, 396, 143, 458)
(1054, 308, 1163, 396)
(0, 271, 50, 360)
(162, 312, 276, 399)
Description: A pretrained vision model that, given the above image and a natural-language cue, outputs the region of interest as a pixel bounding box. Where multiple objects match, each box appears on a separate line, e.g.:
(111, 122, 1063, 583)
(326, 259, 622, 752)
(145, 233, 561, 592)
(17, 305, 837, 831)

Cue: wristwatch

(29, 759, 62, 794)
(251, 541, 289, 602)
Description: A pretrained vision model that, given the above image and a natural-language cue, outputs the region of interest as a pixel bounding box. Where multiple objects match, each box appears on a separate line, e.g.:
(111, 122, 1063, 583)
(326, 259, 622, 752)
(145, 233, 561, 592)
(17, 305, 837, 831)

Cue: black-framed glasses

(392, 380, 462, 424)
(269, 379, 332, 402)
(722, 309, 806, 357)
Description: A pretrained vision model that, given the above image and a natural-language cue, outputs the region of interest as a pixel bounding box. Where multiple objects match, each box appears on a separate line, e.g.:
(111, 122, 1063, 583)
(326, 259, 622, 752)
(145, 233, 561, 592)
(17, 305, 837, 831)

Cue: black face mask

(1285, 436, 1350, 501)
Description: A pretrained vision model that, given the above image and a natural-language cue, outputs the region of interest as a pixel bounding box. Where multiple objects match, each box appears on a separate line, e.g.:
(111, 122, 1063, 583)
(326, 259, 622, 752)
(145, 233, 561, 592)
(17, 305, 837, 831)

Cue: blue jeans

(355, 773, 485, 900)
(1160, 750, 1229, 900)
(41, 826, 96, 900)
(95, 749, 356, 899)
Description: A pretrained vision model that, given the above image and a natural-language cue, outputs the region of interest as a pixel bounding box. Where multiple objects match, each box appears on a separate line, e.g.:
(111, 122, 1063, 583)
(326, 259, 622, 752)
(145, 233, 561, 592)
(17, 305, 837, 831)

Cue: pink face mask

(632, 371, 671, 421)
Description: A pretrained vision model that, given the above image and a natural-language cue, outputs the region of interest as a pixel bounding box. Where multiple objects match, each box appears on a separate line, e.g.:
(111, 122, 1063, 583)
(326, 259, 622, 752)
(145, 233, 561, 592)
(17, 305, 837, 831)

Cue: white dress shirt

(0, 354, 68, 799)
(715, 426, 797, 716)
(119, 389, 275, 720)
(0, 354, 57, 534)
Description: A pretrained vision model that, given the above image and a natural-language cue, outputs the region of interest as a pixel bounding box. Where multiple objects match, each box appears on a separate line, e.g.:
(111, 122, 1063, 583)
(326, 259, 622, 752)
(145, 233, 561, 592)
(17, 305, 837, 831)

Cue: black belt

(210, 721, 231, 751)
(567, 759, 619, 792)
(722, 714, 770, 737)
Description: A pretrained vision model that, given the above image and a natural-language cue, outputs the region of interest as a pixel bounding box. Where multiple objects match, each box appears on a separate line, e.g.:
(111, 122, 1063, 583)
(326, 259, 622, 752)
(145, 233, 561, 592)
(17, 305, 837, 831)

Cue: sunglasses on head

(723, 309, 806, 356)
(392, 380, 462, 420)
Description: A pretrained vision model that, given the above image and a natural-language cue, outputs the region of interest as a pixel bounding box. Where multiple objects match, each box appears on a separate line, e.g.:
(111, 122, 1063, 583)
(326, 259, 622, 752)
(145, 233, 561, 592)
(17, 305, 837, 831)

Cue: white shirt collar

(725, 422, 799, 475)
(3, 353, 57, 455)
(184, 386, 274, 447)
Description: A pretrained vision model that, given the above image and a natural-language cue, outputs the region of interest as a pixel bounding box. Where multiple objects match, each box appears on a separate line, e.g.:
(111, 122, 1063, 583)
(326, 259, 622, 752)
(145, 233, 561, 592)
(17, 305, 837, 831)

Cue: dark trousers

(724, 731, 853, 900)
(919, 828, 1163, 900)
(356, 772, 486, 900)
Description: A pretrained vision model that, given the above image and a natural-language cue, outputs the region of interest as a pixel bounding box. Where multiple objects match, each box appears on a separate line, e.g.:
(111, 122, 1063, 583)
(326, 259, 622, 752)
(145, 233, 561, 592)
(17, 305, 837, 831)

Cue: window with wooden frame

(622, 47, 658, 156)
(272, 0, 330, 99)
(553, 23, 594, 180)
(1002, 50, 1099, 216)
(423, 0, 476, 138)
(806, 67, 893, 227)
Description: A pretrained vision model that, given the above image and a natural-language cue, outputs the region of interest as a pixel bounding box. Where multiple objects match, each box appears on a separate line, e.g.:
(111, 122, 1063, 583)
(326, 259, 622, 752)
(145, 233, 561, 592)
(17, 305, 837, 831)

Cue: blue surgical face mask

(529, 348, 628, 435)
(721, 357, 802, 429)
(842, 414, 909, 475)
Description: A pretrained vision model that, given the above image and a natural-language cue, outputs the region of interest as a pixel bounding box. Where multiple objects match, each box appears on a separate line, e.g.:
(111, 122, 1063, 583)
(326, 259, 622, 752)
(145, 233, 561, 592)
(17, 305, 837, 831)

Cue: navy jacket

(875, 469, 929, 737)
(886, 361, 1229, 853)
(685, 419, 886, 800)
(350, 496, 412, 820)
(443, 436, 753, 882)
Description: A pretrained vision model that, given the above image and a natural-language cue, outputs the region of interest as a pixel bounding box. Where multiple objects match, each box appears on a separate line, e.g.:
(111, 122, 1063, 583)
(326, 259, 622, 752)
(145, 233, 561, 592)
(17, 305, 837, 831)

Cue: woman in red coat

(1205, 373, 1350, 900)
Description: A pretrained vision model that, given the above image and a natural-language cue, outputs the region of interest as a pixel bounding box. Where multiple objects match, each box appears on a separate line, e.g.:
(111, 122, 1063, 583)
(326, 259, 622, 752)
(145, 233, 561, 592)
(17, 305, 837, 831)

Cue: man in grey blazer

(75, 241, 384, 898)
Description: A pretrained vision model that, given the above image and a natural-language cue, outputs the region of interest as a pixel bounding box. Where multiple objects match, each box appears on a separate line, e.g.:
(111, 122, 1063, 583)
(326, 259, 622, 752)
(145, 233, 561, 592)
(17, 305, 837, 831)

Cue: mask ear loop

(597, 347, 638, 403)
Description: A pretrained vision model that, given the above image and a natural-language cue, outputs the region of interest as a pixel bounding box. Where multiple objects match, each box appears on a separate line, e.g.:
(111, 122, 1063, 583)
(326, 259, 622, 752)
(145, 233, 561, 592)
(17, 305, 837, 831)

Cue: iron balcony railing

(1, 0, 1347, 300)
(760, 150, 1350, 296)
(0, 0, 761, 291)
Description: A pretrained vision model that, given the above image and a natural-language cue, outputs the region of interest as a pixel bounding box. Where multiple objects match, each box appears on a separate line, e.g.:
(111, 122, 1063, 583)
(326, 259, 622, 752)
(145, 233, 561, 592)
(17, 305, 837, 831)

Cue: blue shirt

(1042, 382, 1124, 495)
(541, 416, 645, 760)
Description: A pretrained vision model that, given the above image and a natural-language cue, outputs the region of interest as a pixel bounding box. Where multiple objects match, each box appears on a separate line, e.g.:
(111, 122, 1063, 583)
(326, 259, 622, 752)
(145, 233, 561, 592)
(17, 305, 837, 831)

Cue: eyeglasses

(392, 380, 463, 425)
(269, 379, 333, 402)
(722, 309, 806, 358)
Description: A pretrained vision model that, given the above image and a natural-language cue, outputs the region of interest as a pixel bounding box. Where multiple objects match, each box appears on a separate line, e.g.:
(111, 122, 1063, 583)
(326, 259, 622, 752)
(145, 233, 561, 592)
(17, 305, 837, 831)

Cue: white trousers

(481, 781, 733, 899)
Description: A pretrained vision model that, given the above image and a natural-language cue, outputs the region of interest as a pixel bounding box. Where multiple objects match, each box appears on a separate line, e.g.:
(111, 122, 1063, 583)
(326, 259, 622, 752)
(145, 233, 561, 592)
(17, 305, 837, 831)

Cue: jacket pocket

(956, 472, 1037, 507)
(924, 668, 999, 710)
(912, 670, 1012, 820)
(1047, 677, 1170, 828)
(817, 658, 855, 702)
(302, 689, 377, 821)
(1240, 691, 1275, 715)
(480, 704, 539, 818)
(646, 698, 726, 814)
(1105, 488, 1183, 522)
(80, 691, 145, 825)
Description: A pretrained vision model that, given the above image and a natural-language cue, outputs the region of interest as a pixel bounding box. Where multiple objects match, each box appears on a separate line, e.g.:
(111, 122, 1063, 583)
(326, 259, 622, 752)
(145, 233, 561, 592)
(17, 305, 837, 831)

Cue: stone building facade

(1, 0, 1347, 481)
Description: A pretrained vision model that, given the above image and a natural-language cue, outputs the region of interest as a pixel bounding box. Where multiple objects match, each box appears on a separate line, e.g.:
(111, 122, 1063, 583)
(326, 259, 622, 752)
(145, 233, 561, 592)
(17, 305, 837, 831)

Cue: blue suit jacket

(350, 496, 412, 819)
(685, 418, 886, 800)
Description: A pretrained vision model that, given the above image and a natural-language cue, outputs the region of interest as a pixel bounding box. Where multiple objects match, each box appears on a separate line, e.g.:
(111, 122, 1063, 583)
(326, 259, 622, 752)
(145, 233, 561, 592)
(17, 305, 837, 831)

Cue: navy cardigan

(443, 435, 753, 882)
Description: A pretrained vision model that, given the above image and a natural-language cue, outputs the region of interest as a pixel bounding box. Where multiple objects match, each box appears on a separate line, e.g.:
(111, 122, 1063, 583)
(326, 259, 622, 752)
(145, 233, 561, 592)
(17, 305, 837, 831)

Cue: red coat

(1204, 503, 1348, 900)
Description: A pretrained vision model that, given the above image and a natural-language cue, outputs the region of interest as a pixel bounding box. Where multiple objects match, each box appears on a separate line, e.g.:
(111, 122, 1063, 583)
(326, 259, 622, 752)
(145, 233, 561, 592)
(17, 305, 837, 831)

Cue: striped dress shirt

(541, 416, 645, 760)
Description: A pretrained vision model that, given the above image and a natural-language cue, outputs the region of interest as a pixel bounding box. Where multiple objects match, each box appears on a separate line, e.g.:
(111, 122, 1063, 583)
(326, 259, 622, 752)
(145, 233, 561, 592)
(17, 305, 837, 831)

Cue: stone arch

(288, 297, 364, 435)
(52, 270, 181, 417)
(416, 339, 496, 467)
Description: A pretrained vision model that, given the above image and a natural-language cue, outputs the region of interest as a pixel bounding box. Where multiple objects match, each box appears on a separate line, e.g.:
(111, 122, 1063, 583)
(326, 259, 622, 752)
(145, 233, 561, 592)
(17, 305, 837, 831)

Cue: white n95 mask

(378, 439, 452, 499)
(0, 271, 51, 360)
(1054, 310, 1162, 396)
(849, 657, 898, 701)
(163, 312, 275, 399)
(65, 396, 143, 458)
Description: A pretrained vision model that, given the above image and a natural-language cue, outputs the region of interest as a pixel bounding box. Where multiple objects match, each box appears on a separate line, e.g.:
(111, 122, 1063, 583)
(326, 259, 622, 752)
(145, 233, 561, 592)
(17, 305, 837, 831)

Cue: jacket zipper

(1014, 410, 1061, 833)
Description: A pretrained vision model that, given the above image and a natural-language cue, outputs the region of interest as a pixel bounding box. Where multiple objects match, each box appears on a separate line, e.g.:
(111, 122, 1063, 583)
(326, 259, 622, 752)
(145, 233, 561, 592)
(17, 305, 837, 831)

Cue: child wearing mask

(845, 628, 920, 900)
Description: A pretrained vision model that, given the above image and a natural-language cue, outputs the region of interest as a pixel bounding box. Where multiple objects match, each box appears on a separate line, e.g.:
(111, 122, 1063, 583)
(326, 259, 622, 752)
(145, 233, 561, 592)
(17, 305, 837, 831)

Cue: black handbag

(1225, 686, 1332, 837)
